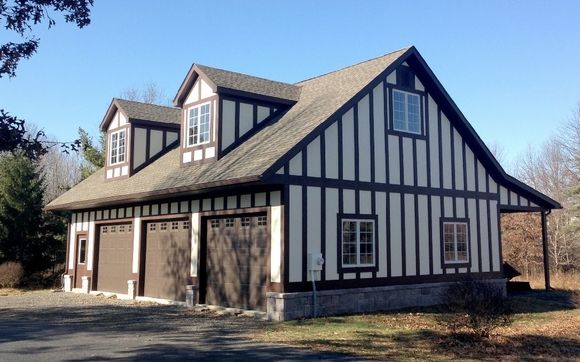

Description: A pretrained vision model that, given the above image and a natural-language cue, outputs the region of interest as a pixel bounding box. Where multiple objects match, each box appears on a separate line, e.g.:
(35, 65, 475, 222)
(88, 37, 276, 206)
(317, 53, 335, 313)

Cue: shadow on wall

(206, 217, 269, 311)
(162, 233, 191, 301)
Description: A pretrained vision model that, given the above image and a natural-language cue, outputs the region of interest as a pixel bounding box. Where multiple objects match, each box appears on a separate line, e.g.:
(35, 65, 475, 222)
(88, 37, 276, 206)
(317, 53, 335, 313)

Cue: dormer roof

(99, 98, 181, 131)
(173, 64, 301, 107)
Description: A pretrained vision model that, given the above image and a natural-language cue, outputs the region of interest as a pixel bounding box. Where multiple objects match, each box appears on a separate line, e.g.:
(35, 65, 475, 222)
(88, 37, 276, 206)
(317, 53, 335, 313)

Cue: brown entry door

(74, 236, 88, 288)
(142, 220, 191, 301)
(95, 223, 133, 294)
(205, 214, 269, 311)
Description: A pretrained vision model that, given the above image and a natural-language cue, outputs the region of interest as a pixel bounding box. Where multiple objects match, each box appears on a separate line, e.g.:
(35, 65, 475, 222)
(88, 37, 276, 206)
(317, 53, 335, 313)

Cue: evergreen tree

(78, 127, 105, 179)
(0, 153, 46, 272)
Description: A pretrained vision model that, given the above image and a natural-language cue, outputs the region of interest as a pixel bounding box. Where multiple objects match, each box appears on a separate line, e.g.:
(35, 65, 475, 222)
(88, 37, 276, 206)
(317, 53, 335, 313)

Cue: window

(102, 226, 108, 234)
(225, 218, 235, 228)
(119, 225, 125, 233)
(257, 216, 267, 226)
(443, 221, 469, 264)
(210, 219, 220, 229)
(341, 219, 375, 267)
(109, 129, 126, 164)
(171, 221, 179, 230)
(128, 224, 132, 233)
(78, 238, 87, 264)
(241, 217, 251, 227)
(182, 221, 190, 230)
(149, 223, 156, 232)
(110, 225, 116, 233)
(393, 90, 421, 134)
(187, 103, 211, 146)
(160, 222, 168, 231)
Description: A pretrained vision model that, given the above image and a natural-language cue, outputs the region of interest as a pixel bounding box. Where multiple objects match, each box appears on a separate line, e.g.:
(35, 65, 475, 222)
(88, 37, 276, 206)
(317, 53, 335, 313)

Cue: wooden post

(541, 210, 551, 290)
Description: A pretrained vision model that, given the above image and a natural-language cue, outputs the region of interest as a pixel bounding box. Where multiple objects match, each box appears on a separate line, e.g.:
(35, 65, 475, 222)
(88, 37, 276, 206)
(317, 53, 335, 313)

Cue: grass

(255, 290, 580, 360)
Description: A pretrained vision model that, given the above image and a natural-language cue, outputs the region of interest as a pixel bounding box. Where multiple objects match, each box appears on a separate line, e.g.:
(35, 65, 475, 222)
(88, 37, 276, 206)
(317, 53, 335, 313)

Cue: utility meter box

(307, 253, 325, 271)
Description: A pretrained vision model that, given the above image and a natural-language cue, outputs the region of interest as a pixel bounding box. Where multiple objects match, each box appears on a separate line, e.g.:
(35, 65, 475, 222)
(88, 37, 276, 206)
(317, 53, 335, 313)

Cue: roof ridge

(114, 97, 180, 110)
(195, 64, 298, 88)
(295, 46, 412, 85)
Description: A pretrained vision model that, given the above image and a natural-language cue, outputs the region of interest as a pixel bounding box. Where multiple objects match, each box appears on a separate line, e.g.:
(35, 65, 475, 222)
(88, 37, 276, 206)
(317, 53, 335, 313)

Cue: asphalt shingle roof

(195, 64, 301, 102)
(47, 48, 410, 210)
(114, 99, 181, 125)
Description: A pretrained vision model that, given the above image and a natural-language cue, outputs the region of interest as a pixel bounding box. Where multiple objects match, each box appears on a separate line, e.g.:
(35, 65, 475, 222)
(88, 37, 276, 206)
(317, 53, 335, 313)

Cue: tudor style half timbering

(48, 46, 560, 320)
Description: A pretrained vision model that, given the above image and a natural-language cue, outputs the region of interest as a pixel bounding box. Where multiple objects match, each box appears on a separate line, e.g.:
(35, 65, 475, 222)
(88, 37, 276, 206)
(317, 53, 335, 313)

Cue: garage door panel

(96, 223, 133, 294)
(143, 220, 190, 301)
(206, 215, 269, 311)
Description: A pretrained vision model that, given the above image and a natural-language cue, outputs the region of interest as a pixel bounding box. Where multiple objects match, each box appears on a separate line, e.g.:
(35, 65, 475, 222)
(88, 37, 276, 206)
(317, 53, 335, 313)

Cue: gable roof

(47, 46, 560, 211)
(173, 64, 301, 107)
(99, 98, 181, 131)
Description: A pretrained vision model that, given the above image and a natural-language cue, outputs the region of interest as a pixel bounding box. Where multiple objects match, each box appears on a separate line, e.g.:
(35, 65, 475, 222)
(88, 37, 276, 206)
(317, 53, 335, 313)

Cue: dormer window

(187, 102, 211, 146)
(110, 129, 126, 165)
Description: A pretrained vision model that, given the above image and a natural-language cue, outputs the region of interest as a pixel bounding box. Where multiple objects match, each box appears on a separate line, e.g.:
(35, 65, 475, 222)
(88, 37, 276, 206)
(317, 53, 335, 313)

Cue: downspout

(541, 209, 552, 290)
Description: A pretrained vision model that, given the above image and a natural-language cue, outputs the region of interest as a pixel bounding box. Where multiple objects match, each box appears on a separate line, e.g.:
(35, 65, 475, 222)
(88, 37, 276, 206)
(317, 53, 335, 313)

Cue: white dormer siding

(275, 64, 511, 284)
(181, 77, 218, 165)
(219, 97, 279, 155)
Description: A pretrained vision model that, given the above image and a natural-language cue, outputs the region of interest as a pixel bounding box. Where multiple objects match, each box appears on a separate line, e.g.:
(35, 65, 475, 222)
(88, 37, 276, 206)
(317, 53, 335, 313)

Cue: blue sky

(1, 0, 579, 168)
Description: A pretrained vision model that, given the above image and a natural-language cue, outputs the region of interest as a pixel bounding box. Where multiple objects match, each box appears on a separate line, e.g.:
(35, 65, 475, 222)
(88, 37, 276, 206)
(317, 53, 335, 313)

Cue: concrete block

(81, 276, 91, 294)
(63, 275, 72, 292)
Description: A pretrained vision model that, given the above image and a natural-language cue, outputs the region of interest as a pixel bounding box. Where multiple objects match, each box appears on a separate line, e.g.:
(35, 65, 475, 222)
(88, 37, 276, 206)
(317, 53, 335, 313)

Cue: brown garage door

(95, 223, 133, 294)
(143, 219, 191, 301)
(205, 214, 269, 311)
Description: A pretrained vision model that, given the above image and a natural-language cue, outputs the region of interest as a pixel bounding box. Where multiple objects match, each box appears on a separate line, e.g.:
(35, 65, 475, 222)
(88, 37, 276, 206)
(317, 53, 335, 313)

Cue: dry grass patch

(255, 291, 580, 360)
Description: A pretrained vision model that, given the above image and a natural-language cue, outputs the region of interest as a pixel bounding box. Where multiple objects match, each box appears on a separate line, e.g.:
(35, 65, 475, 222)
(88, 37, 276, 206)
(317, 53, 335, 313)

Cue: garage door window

(211, 219, 220, 229)
(225, 218, 234, 228)
(149, 223, 156, 232)
(257, 216, 267, 226)
(119, 225, 125, 233)
(110, 226, 116, 233)
(160, 223, 168, 232)
(241, 217, 251, 227)
(102, 226, 108, 234)
(182, 221, 190, 230)
(171, 221, 179, 230)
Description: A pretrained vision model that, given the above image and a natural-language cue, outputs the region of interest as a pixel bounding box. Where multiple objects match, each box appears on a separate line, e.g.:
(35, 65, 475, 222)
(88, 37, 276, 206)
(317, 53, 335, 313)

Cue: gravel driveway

(0, 290, 358, 361)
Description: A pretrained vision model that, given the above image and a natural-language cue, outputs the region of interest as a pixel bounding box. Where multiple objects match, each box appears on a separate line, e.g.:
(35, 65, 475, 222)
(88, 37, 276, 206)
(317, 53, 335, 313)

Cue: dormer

(100, 99, 181, 180)
(173, 64, 301, 166)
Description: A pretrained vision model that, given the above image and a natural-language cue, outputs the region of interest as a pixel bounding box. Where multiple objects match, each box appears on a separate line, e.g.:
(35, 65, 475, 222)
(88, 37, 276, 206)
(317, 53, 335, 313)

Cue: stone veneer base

(266, 279, 507, 321)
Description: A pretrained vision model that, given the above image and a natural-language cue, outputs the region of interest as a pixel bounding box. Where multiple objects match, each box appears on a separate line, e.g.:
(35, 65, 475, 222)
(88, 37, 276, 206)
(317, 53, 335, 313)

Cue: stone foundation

(266, 279, 507, 321)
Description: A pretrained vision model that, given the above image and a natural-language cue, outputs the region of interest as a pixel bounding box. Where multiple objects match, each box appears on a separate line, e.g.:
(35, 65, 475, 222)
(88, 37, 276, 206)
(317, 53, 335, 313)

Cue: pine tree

(0, 153, 45, 271)
(78, 127, 105, 180)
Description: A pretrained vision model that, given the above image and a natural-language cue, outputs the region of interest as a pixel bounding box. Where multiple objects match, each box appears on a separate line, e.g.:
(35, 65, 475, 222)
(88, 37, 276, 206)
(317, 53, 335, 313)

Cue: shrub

(0, 261, 24, 288)
(439, 279, 512, 339)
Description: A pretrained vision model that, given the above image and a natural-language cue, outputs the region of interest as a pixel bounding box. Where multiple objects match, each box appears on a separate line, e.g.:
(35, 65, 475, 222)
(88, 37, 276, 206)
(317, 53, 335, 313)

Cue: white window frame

(109, 129, 126, 165)
(442, 221, 469, 264)
(392, 89, 422, 135)
(187, 102, 211, 147)
(77, 238, 87, 265)
(341, 218, 376, 268)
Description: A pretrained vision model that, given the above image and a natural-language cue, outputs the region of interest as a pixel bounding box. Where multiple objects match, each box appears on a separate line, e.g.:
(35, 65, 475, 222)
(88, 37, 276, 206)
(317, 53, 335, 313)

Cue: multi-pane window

(119, 225, 125, 233)
(128, 224, 132, 233)
(225, 218, 235, 228)
(182, 221, 190, 230)
(171, 221, 179, 230)
(187, 103, 211, 146)
(110, 130, 126, 164)
(257, 216, 267, 226)
(210, 219, 220, 229)
(341, 219, 375, 267)
(149, 223, 156, 232)
(160, 222, 168, 231)
(443, 222, 469, 264)
(102, 226, 108, 234)
(110, 225, 116, 233)
(393, 90, 421, 134)
(241, 217, 251, 227)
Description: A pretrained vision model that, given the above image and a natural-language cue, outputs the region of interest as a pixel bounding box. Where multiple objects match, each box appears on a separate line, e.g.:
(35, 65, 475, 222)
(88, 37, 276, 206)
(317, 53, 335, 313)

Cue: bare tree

(488, 141, 510, 173)
(39, 146, 82, 204)
(120, 82, 169, 105)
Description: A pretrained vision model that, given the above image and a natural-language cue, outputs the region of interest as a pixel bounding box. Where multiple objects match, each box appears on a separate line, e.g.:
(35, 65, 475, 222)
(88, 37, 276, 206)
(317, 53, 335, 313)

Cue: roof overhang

(45, 176, 262, 212)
